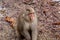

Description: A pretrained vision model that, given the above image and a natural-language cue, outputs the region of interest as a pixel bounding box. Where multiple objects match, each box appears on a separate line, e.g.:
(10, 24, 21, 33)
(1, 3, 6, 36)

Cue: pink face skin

(28, 13, 35, 21)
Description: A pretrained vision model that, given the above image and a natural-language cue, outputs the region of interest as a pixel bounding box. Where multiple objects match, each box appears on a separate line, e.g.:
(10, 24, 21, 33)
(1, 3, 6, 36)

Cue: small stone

(58, 11, 60, 13)
(52, 0, 60, 2)
(22, 0, 33, 4)
(0, 6, 2, 10)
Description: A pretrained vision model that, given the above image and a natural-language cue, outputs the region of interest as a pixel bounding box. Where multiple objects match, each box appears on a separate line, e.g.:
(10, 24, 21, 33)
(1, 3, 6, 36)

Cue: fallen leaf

(52, 22, 60, 25)
(5, 16, 15, 27)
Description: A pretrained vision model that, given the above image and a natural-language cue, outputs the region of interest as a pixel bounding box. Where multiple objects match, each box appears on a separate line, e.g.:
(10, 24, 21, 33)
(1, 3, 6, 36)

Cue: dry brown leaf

(5, 16, 15, 27)
(52, 22, 60, 25)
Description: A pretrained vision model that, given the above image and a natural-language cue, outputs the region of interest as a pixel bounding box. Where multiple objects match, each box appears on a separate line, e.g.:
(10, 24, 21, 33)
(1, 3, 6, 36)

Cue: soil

(0, 0, 60, 40)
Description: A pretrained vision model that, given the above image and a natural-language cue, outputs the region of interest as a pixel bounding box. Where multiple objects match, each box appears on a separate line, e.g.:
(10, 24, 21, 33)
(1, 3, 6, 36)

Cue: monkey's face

(28, 13, 35, 20)
(26, 8, 35, 20)
(23, 12, 35, 22)
(23, 7, 35, 22)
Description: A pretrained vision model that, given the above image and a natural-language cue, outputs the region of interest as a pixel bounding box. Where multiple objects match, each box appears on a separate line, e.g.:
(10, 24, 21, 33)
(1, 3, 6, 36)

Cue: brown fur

(17, 6, 38, 40)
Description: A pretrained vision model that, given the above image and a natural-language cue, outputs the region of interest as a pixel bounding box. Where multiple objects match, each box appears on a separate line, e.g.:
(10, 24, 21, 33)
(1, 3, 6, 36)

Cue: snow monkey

(17, 6, 38, 40)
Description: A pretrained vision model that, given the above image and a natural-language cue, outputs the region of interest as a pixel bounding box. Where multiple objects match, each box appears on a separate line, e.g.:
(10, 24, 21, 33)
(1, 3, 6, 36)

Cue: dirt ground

(0, 0, 60, 40)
